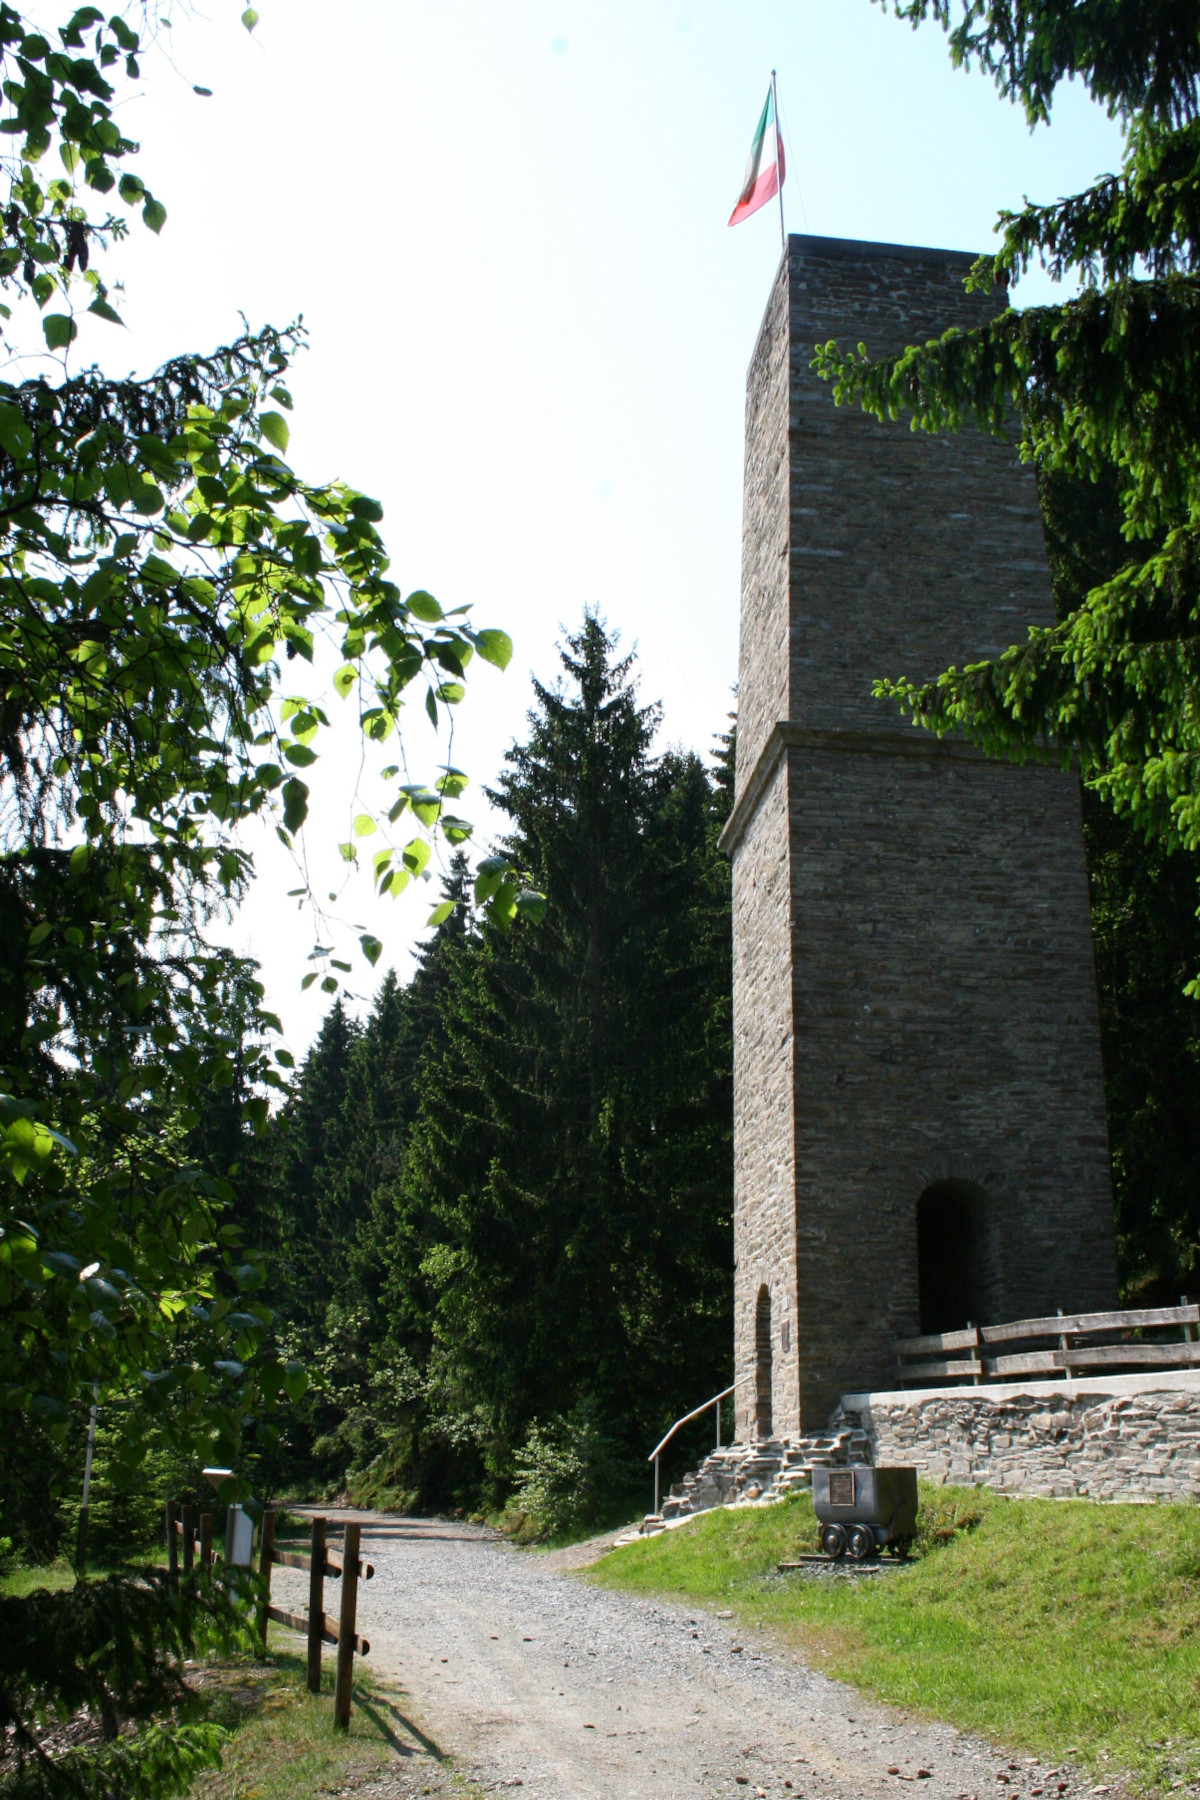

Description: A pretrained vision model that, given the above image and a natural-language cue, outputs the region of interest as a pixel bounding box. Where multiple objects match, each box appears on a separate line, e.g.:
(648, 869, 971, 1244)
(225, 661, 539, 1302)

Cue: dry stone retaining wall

(834, 1373, 1200, 1503)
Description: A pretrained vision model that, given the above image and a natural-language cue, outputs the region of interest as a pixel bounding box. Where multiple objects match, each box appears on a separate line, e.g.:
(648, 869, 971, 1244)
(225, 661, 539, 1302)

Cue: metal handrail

(647, 1379, 750, 1518)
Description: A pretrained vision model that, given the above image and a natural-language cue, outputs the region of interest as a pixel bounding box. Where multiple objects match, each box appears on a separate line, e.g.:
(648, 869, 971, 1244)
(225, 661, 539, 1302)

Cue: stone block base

(835, 1370, 1200, 1504)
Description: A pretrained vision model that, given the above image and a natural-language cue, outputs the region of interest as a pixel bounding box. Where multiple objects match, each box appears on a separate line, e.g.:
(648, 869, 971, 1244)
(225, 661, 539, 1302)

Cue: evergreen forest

(237, 615, 736, 1536)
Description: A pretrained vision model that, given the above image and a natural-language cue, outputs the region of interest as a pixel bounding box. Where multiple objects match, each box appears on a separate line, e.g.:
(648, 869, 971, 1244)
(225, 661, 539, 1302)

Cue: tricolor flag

(728, 85, 785, 227)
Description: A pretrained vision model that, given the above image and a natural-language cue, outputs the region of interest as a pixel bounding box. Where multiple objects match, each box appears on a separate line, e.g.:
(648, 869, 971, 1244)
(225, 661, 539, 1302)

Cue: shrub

(506, 1401, 614, 1542)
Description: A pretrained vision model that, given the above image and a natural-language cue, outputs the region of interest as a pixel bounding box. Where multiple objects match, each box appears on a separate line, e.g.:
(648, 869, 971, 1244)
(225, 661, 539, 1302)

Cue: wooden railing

(164, 1504, 374, 1730)
(257, 1513, 374, 1729)
(896, 1300, 1200, 1387)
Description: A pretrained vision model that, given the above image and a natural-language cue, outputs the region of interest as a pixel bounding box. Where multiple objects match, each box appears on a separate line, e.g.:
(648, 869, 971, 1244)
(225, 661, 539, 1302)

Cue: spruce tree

(252, 859, 480, 1501)
(822, 4, 1200, 898)
(1040, 466, 1200, 1298)
(260, 1000, 361, 1320)
(404, 616, 733, 1509)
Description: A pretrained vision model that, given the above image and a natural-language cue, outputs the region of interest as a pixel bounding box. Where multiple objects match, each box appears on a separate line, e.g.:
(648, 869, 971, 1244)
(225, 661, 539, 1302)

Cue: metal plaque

(827, 1470, 856, 1508)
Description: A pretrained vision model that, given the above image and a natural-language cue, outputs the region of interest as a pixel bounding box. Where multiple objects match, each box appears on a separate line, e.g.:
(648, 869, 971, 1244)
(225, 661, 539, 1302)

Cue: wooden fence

(165, 1500, 216, 1582)
(164, 1505, 374, 1729)
(895, 1300, 1200, 1387)
(257, 1512, 374, 1729)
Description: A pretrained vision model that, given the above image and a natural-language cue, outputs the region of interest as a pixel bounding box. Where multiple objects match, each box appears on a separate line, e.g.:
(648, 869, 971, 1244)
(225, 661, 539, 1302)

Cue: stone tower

(721, 235, 1117, 1437)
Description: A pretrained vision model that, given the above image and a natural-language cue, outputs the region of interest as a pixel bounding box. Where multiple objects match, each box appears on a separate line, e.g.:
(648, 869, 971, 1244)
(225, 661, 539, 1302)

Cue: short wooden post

(333, 1523, 361, 1730)
(199, 1512, 213, 1572)
(307, 1516, 326, 1695)
(1183, 1295, 1196, 1343)
(256, 1509, 276, 1656)
(1056, 1307, 1072, 1378)
(166, 1500, 179, 1586)
(181, 1504, 195, 1588)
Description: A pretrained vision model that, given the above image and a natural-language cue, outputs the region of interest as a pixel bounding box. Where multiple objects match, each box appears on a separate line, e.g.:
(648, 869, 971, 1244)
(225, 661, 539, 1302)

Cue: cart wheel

(847, 1524, 874, 1562)
(821, 1523, 848, 1560)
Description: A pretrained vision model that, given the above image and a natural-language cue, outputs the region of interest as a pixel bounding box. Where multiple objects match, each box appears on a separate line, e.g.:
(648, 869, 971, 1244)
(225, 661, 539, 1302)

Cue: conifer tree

(821, 3, 1200, 910)
(261, 1000, 361, 1321)
(251, 858, 481, 1501)
(1040, 464, 1200, 1299)
(402, 617, 733, 1507)
(818, 4, 1200, 1295)
(253, 632, 733, 1517)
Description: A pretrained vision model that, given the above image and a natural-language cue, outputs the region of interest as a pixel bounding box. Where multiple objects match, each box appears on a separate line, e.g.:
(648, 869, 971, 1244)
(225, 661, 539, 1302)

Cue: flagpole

(771, 68, 786, 254)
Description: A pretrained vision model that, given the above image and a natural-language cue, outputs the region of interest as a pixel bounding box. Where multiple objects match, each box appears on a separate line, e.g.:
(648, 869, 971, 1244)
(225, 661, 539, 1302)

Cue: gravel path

(270, 1510, 1090, 1800)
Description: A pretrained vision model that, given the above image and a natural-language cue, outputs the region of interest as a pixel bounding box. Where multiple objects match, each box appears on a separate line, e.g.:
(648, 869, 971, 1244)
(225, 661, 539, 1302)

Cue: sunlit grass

(0, 1556, 77, 1598)
(590, 1485, 1200, 1794)
(189, 1642, 402, 1800)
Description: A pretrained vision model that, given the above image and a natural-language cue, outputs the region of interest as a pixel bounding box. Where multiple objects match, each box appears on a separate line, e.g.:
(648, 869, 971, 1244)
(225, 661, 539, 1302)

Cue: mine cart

(812, 1466, 918, 1560)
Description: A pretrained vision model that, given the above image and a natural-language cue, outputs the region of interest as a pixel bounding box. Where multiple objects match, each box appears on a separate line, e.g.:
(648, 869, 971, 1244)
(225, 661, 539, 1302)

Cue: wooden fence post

(199, 1512, 213, 1573)
(181, 1504, 195, 1589)
(166, 1500, 178, 1586)
(333, 1523, 361, 1730)
(256, 1509, 276, 1656)
(306, 1516, 326, 1695)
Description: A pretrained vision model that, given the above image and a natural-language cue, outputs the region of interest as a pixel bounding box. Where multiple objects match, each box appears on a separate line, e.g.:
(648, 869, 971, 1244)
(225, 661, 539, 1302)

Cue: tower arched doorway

(754, 1285, 773, 1438)
(917, 1179, 991, 1334)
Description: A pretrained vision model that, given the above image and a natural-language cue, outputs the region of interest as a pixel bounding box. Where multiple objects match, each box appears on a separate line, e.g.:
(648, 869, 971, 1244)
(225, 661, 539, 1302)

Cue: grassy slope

(589, 1486, 1200, 1794)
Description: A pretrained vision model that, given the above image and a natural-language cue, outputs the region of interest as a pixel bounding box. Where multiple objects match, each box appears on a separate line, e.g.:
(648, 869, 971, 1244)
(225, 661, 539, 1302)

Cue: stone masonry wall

(786, 237, 1052, 733)
(732, 755, 800, 1442)
(735, 245, 792, 799)
(836, 1375, 1200, 1503)
(723, 235, 1117, 1435)
(787, 739, 1115, 1424)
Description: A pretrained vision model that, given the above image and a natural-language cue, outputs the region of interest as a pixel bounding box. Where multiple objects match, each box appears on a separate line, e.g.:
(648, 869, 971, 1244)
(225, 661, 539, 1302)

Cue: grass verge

(187, 1636, 399, 1800)
(589, 1485, 1200, 1794)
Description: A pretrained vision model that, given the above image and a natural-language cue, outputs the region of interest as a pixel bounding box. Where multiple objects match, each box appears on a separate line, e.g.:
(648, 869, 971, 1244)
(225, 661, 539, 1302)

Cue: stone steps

(646, 1422, 872, 1530)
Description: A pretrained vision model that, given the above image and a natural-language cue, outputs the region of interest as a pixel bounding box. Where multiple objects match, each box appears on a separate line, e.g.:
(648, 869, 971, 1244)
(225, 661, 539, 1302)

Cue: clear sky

(71, 0, 1127, 1057)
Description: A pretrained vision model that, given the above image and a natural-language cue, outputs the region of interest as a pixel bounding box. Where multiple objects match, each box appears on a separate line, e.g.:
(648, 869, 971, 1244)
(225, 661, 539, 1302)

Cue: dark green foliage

(1041, 465, 1200, 1298)
(1, 0, 523, 1557)
(815, 4, 1200, 1291)
(880, 2, 1200, 127)
(0, 3, 517, 1793)
(1087, 801, 1200, 1298)
(260, 1000, 363, 1321)
(260, 621, 734, 1528)
(246, 866, 475, 1506)
(817, 4, 1200, 930)
(0, 1570, 246, 1799)
(402, 618, 732, 1516)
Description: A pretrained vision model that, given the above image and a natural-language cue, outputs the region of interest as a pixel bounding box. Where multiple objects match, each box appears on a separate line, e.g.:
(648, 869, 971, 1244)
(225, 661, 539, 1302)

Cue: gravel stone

(269, 1511, 1106, 1800)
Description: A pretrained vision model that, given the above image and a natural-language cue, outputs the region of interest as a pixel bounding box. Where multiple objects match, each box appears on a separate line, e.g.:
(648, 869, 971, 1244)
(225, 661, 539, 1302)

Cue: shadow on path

(353, 1689, 448, 1764)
